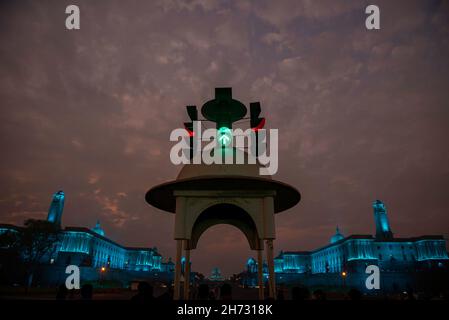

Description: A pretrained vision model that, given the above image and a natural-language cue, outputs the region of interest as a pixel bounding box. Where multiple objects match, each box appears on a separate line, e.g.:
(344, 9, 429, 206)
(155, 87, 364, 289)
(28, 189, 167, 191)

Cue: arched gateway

(145, 89, 301, 300)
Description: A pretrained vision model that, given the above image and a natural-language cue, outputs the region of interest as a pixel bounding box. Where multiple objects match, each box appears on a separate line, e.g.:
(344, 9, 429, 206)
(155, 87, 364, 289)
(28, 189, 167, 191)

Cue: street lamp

(341, 271, 347, 289)
(100, 266, 106, 287)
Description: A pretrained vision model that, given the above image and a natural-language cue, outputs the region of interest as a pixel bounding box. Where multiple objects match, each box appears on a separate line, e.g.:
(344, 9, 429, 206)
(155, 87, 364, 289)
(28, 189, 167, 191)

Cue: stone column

(257, 249, 264, 300)
(266, 239, 276, 299)
(183, 240, 191, 300)
(174, 239, 183, 300)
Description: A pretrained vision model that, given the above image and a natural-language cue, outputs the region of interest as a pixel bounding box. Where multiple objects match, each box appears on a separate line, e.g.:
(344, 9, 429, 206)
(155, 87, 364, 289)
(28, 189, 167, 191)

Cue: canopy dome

(177, 148, 270, 180)
(146, 148, 300, 214)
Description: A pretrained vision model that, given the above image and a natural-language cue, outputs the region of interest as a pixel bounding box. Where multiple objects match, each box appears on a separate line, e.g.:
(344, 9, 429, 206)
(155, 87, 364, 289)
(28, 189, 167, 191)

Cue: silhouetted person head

(158, 284, 174, 300)
(312, 289, 326, 301)
(347, 288, 362, 301)
(208, 290, 216, 300)
(139, 282, 153, 295)
(292, 286, 310, 300)
(277, 284, 285, 300)
(277, 289, 285, 300)
(80, 284, 93, 300)
(220, 283, 232, 300)
(56, 284, 68, 300)
(132, 281, 153, 302)
(405, 290, 415, 300)
(198, 284, 210, 300)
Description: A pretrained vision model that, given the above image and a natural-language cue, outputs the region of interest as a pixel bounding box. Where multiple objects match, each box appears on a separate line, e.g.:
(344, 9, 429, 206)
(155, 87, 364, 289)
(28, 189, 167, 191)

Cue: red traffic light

(251, 118, 265, 132)
(184, 122, 195, 137)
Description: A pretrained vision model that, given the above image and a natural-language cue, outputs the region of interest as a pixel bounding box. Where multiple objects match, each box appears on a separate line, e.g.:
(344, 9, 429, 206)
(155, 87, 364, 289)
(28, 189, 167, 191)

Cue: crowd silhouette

(54, 281, 440, 301)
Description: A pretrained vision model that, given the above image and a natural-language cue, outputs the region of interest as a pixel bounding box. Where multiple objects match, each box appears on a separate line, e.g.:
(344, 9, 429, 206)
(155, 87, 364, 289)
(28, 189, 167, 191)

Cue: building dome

(92, 220, 105, 237)
(275, 250, 284, 259)
(209, 267, 224, 281)
(330, 226, 344, 244)
(247, 258, 256, 267)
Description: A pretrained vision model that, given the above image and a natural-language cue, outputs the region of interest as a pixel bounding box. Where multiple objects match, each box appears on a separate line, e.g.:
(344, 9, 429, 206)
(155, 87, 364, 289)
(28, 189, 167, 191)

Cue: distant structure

(0, 191, 174, 286)
(373, 199, 393, 240)
(242, 200, 449, 293)
(91, 220, 105, 237)
(46, 190, 65, 227)
(209, 267, 224, 281)
(330, 226, 344, 244)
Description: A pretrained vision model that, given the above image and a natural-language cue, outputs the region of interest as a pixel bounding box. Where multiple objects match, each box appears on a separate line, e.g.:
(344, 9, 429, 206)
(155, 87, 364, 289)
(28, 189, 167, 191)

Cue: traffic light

(201, 87, 247, 130)
(214, 88, 233, 130)
(249, 102, 265, 131)
(218, 126, 232, 148)
(184, 105, 198, 158)
(184, 105, 198, 137)
(250, 102, 265, 159)
(184, 122, 194, 137)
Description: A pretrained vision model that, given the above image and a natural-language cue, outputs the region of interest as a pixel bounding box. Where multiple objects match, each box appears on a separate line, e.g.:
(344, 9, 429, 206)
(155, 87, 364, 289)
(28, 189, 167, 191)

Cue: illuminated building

(242, 200, 448, 292)
(209, 267, 224, 281)
(0, 191, 174, 285)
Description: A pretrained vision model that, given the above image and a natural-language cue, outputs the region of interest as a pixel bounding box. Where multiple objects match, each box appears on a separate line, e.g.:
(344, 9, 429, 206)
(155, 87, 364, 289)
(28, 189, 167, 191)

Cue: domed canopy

(146, 149, 301, 214)
(177, 161, 268, 181)
(330, 226, 344, 244)
(176, 148, 270, 180)
(92, 220, 105, 237)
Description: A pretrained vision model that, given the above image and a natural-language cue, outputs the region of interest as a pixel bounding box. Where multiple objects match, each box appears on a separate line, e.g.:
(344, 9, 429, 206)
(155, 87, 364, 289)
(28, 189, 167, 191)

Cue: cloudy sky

(1, 0, 448, 276)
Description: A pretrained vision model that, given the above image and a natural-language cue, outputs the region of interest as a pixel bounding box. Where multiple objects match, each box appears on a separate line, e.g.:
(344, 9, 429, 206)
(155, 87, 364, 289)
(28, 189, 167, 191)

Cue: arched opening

(191, 224, 252, 279)
(188, 203, 261, 250)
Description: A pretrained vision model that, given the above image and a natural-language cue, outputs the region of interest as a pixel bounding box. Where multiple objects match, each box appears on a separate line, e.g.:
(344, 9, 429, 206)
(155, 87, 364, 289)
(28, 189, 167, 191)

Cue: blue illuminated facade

(242, 200, 449, 292)
(54, 226, 168, 273)
(0, 191, 174, 286)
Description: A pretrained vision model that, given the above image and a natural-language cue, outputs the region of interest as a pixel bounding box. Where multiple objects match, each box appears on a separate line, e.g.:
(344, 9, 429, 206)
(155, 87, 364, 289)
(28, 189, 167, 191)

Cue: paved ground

(1, 284, 263, 300)
(0, 283, 377, 300)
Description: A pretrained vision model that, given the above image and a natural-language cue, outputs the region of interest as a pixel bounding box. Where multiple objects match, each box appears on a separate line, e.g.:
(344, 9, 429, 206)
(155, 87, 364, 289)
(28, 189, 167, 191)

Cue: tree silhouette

(1, 219, 61, 288)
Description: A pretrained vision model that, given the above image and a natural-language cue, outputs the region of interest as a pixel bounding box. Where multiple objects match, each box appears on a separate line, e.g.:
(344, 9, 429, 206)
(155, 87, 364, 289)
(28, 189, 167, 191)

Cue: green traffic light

(218, 127, 232, 147)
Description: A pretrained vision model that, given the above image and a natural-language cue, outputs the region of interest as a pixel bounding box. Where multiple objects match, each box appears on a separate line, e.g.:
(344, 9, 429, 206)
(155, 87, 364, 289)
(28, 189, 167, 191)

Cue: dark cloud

(1, 0, 448, 276)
